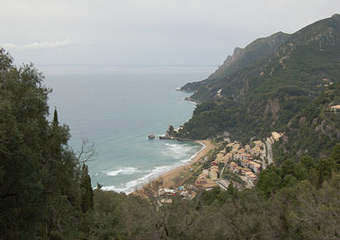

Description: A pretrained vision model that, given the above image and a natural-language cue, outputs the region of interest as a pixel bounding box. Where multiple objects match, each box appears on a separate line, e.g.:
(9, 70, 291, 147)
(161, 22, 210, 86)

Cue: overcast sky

(1, 0, 339, 66)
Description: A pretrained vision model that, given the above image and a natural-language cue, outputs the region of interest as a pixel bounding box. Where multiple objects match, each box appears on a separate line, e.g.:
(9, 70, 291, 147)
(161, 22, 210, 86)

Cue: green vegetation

(222, 169, 244, 185)
(176, 14, 340, 154)
(89, 143, 340, 239)
(2, 14, 340, 240)
(0, 49, 88, 239)
(182, 32, 290, 96)
(273, 83, 340, 164)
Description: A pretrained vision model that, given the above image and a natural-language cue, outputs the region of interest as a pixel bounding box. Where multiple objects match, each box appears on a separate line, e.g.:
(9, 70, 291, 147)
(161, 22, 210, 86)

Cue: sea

(39, 65, 216, 194)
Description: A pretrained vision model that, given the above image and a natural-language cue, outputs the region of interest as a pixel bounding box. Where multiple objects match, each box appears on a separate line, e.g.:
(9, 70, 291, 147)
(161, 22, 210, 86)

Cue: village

(156, 132, 283, 203)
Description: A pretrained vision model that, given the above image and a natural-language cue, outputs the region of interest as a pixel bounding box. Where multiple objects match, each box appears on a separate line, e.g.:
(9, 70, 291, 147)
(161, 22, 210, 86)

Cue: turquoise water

(40, 65, 216, 193)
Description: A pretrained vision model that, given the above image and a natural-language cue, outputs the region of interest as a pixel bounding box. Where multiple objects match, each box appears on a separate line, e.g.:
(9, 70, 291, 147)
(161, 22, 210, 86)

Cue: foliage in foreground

(0, 49, 92, 240)
(89, 145, 340, 240)
(1, 49, 340, 239)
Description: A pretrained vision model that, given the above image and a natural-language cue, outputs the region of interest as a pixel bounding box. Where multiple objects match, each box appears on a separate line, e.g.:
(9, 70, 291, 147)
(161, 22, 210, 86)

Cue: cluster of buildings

(226, 141, 265, 185)
(195, 161, 220, 189)
(194, 140, 267, 189)
(157, 184, 198, 204)
(157, 132, 283, 201)
(331, 105, 340, 112)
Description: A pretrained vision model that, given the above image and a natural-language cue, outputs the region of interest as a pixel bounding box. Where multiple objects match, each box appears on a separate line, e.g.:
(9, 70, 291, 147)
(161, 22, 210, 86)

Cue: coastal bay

(42, 65, 216, 193)
(143, 140, 216, 190)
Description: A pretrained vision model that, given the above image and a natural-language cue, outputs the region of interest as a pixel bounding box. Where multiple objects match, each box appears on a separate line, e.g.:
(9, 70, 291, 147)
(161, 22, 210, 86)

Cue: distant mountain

(176, 14, 340, 161)
(181, 31, 290, 100)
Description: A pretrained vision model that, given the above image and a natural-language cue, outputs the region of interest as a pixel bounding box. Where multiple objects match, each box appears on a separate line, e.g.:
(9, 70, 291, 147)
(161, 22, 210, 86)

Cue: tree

(293, 162, 308, 180)
(77, 137, 96, 164)
(53, 107, 59, 128)
(226, 183, 237, 198)
(329, 143, 340, 169)
(316, 158, 336, 188)
(300, 155, 315, 171)
(0, 49, 84, 239)
(281, 174, 298, 188)
(167, 125, 175, 136)
(0, 50, 51, 238)
(281, 159, 295, 177)
(80, 164, 93, 213)
(256, 166, 282, 198)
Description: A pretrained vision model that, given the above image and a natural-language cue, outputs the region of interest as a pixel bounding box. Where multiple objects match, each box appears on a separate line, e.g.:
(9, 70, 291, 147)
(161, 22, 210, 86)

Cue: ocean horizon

(40, 64, 216, 193)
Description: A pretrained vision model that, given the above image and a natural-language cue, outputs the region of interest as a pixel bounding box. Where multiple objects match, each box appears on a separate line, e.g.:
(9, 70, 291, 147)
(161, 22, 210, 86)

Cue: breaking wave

(101, 142, 206, 194)
(106, 167, 142, 177)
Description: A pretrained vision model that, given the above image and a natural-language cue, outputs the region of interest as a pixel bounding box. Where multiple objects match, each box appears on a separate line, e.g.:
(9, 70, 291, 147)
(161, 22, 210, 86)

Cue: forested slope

(181, 31, 290, 100)
(177, 14, 340, 165)
(176, 14, 340, 162)
(1, 45, 340, 239)
(273, 83, 340, 164)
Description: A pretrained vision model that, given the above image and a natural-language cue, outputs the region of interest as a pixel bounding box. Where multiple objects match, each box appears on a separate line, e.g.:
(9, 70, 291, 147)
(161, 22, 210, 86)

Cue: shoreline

(133, 140, 216, 194)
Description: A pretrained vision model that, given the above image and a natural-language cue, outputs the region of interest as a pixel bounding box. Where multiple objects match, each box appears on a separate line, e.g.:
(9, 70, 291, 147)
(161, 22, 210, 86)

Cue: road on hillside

(265, 138, 273, 166)
(220, 165, 226, 180)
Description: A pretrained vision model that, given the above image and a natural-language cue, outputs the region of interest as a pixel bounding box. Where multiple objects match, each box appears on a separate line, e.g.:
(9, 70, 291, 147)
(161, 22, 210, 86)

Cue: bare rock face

(219, 31, 290, 72)
(222, 47, 244, 67)
(264, 98, 280, 121)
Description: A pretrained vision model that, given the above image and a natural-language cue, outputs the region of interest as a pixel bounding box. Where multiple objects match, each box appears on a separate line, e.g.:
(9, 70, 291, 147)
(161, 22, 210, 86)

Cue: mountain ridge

(181, 31, 290, 97)
(176, 14, 340, 161)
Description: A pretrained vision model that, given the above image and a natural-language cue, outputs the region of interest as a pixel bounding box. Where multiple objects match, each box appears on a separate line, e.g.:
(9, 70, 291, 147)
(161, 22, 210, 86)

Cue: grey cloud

(0, 0, 339, 65)
(3, 39, 74, 51)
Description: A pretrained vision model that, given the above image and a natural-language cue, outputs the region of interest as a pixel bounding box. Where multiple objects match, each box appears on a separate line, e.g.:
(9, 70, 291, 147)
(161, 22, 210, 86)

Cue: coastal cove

(41, 65, 216, 193)
(3, 11, 340, 239)
(139, 140, 217, 191)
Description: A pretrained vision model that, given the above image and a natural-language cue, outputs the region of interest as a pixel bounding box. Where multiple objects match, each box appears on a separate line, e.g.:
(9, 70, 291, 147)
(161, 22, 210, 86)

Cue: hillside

(2, 15, 340, 238)
(181, 31, 290, 101)
(176, 14, 340, 160)
(273, 83, 340, 164)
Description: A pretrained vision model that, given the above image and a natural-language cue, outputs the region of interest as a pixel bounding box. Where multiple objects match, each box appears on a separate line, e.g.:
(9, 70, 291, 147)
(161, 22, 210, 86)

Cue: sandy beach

(135, 140, 216, 194)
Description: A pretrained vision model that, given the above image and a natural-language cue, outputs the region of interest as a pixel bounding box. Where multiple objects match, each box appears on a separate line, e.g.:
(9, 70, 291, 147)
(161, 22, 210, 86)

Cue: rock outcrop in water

(158, 125, 192, 141)
(148, 134, 156, 140)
